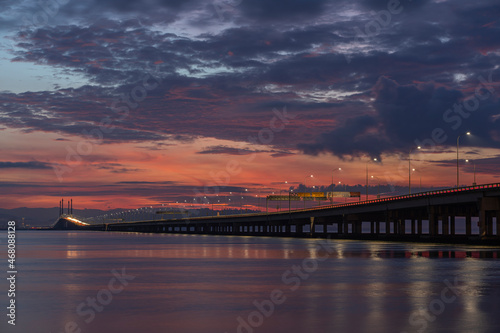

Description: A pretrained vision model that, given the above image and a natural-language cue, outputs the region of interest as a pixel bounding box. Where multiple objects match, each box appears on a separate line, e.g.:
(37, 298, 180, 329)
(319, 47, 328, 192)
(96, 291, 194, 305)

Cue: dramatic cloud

(299, 75, 500, 158)
(1, 0, 500, 208)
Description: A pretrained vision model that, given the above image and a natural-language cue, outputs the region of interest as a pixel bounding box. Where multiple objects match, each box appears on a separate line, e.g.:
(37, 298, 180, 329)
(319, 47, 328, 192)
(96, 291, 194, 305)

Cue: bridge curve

(77, 183, 500, 244)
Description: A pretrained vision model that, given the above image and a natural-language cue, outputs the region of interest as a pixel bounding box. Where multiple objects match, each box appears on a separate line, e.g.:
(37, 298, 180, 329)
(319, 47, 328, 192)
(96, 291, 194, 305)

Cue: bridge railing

(300, 182, 500, 213)
(89, 183, 500, 225)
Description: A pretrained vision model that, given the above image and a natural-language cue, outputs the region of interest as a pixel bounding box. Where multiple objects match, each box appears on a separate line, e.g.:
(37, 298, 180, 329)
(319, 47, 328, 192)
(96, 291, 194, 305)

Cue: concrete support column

(411, 219, 416, 235)
(495, 211, 500, 236)
(310, 217, 315, 237)
(417, 219, 422, 235)
(376, 221, 380, 234)
(450, 215, 456, 235)
(356, 221, 362, 234)
(479, 208, 487, 236)
(466, 215, 472, 236)
(496, 211, 500, 236)
(487, 213, 493, 236)
(429, 210, 438, 237)
(479, 197, 500, 237)
(443, 215, 449, 236)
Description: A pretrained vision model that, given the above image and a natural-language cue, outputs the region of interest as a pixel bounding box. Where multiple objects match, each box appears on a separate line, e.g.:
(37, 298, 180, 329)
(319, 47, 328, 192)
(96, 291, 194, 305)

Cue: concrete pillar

(376, 221, 380, 234)
(487, 213, 493, 236)
(496, 211, 500, 236)
(450, 215, 455, 235)
(442, 215, 449, 236)
(479, 197, 500, 237)
(411, 219, 416, 235)
(352, 221, 358, 234)
(417, 219, 422, 235)
(466, 215, 472, 236)
(429, 211, 438, 237)
(310, 217, 315, 237)
(385, 220, 390, 234)
(479, 208, 487, 236)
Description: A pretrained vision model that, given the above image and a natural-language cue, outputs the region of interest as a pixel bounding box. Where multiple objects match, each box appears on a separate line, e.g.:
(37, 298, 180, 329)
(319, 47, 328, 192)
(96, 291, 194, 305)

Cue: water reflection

(1, 231, 499, 333)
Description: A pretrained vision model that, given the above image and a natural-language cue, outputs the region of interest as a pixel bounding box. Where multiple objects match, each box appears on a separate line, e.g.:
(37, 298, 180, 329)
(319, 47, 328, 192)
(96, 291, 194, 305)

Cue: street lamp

(304, 174, 313, 208)
(279, 181, 288, 211)
(409, 146, 421, 194)
(366, 158, 377, 201)
(465, 159, 477, 186)
(331, 168, 342, 190)
(457, 132, 471, 187)
(371, 175, 381, 198)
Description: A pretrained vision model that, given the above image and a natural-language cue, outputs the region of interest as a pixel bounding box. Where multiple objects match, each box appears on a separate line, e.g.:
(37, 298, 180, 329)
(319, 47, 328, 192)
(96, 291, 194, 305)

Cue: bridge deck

(66, 183, 500, 245)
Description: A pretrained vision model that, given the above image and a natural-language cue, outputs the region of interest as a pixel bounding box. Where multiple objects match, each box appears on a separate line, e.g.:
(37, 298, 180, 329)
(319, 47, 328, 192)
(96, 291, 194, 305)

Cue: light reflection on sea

(0, 231, 499, 333)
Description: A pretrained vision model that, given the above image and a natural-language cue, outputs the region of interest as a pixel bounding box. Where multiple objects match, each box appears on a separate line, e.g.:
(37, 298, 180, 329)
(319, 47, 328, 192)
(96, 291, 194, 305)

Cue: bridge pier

(399, 219, 405, 236)
(497, 211, 500, 236)
(479, 197, 500, 237)
(443, 215, 449, 236)
(429, 213, 438, 237)
(465, 215, 472, 236)
(450, 215, 456, 235)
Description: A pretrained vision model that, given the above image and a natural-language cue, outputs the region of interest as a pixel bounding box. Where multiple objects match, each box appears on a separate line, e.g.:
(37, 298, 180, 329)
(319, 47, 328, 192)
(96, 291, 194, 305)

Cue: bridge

(56, 183, 500, 244)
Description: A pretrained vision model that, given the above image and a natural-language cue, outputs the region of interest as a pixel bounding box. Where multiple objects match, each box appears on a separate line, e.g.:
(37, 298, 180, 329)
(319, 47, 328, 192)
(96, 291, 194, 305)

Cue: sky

(0, 0, 499, 210)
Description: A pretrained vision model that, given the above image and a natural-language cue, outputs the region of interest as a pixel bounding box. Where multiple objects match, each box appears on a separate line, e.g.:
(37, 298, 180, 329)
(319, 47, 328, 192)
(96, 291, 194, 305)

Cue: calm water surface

(1, 231, 500, 333)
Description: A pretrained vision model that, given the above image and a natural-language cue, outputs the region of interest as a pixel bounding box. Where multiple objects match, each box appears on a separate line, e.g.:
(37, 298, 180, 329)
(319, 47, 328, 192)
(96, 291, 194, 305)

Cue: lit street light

(279, 181, 288, 211)
(371, 175, 381, 198)
(331, 168, 342, 190)
(466, 159, 477, 186)
(304, 175, 313, 208)
(457, 132, 471, 187)
(366, 158, 377, 201)
(409, 146, 421, 194)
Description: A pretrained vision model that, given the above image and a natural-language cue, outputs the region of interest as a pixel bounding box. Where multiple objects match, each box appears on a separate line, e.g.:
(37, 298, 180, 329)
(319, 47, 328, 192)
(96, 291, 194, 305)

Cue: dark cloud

(197, 146, 263, 155)
(299, 76, 500, 158)
(360, 0, 429, 11)
(0, 161, 51, 169)
(1, 0, 500, 159)
(239, 0, 330, 20)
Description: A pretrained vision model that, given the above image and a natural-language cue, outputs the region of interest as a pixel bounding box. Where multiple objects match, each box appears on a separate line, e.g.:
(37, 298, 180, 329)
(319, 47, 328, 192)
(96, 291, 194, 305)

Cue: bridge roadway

(75, 183, 500, 244)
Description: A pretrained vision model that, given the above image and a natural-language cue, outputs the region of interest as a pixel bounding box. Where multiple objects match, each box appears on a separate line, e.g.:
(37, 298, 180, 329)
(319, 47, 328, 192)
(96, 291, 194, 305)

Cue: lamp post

(331, 168, 342, 204)
(366, 158, 377, 201)
(304, 175, 313, 208)
(279, 181, 288, 211)
(457, 132, 471, 187)
(371, 175, 381, 198)
(331, 168, 342, 190)
(465, 159, 477, 186)
(409, 146, 421, 194)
